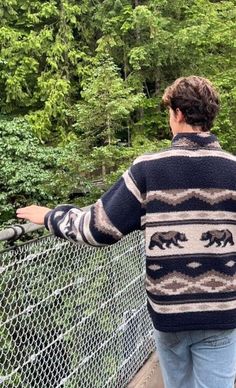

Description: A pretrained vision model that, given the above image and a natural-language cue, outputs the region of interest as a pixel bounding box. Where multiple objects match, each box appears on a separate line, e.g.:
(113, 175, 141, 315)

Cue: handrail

(0, 223, 44, 241)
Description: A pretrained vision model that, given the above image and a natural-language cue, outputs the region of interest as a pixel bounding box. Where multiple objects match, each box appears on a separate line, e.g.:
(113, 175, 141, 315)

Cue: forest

(0, 0, 236, 225)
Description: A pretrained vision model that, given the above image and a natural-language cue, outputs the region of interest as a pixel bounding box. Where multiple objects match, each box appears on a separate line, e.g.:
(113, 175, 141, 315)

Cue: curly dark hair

(162, 76, 220, 131)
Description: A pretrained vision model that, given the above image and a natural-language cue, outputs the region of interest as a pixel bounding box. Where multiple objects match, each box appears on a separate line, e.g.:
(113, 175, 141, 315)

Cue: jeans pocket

(155, 331, 180, 348)
(203, 329, 236, 347)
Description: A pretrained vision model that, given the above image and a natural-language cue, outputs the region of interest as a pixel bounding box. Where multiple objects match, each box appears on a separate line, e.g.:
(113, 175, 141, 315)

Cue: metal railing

(0, 223, 154, 387)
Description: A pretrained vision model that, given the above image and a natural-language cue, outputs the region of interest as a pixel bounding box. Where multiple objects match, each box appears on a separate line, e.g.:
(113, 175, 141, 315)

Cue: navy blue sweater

(45, 132, 236, 332)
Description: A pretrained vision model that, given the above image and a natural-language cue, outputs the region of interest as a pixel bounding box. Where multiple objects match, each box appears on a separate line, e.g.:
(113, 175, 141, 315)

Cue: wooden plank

(127, 352, 164, 388)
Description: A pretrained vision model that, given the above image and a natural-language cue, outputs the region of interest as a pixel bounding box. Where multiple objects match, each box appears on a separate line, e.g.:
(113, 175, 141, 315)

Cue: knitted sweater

(45, 132, 236, 332)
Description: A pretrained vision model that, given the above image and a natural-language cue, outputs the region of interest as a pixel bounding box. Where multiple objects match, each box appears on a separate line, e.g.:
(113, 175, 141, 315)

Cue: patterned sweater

(45, 132, 236, 332)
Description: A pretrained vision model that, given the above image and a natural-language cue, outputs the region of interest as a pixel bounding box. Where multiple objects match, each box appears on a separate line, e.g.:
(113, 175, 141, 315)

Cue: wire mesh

(0, 230, 154, 388)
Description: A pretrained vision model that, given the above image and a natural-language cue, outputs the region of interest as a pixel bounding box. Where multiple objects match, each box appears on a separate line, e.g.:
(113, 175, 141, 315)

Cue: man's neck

(172, 124, 202, 136)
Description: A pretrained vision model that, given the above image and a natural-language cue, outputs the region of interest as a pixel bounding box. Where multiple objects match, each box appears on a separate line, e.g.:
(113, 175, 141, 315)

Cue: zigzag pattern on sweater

(145, 270, 236, 295)
(144, 189, 236, 206)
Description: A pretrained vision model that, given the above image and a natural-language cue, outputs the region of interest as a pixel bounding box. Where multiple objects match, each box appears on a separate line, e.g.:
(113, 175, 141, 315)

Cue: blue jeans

(154, 328, 236, 388)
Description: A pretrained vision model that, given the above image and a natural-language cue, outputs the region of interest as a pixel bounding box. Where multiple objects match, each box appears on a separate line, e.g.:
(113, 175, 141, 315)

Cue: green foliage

(0, 0, 235, 215)
(0, 117, 60, 223)
(0, 0, 90, 140)
(0, 0, 235, 145)
(0, 117, 106, 225)
(74, 56, 143, 145)
(0, 0, 236, 222)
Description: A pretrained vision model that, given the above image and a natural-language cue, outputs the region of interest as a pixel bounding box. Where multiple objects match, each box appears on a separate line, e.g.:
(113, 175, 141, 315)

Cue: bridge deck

(127, 353, 164, 388)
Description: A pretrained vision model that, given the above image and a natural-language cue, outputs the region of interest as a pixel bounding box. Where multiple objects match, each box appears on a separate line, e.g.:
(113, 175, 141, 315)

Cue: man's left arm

(17, 162, 145, 246)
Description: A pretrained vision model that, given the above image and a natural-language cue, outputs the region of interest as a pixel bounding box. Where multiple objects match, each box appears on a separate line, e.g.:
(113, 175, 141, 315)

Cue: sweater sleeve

(44, 161, 145, 246)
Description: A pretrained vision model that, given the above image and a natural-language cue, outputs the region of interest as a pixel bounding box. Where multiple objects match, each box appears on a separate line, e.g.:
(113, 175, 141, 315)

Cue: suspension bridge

(0, 222, 164, 387)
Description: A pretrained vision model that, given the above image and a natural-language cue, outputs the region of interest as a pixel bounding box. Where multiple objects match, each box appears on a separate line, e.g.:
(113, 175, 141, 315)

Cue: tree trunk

(102, 162, 106, 181)
(107, 115, 111, 145)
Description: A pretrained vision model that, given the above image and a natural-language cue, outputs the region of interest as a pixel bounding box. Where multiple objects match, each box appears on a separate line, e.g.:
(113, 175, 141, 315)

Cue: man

(17, 76, 236, 388)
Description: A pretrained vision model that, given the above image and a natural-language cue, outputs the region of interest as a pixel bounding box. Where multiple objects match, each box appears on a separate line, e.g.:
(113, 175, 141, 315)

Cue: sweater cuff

(44, 210, 53, 231)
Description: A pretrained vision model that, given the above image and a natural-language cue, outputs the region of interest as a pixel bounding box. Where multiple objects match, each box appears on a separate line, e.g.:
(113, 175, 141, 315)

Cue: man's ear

(175, 108, 185, 123)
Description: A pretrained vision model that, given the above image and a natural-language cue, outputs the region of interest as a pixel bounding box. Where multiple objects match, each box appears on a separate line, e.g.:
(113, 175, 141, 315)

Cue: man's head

(162, 76, 219, 134)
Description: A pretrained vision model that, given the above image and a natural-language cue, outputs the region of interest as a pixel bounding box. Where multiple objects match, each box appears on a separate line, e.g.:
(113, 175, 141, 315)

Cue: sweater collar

(171, 132, 221, 150)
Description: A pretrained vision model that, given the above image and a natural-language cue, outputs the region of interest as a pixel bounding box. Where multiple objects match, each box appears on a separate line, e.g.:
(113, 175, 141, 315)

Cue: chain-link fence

(1, 230, 154, 387)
